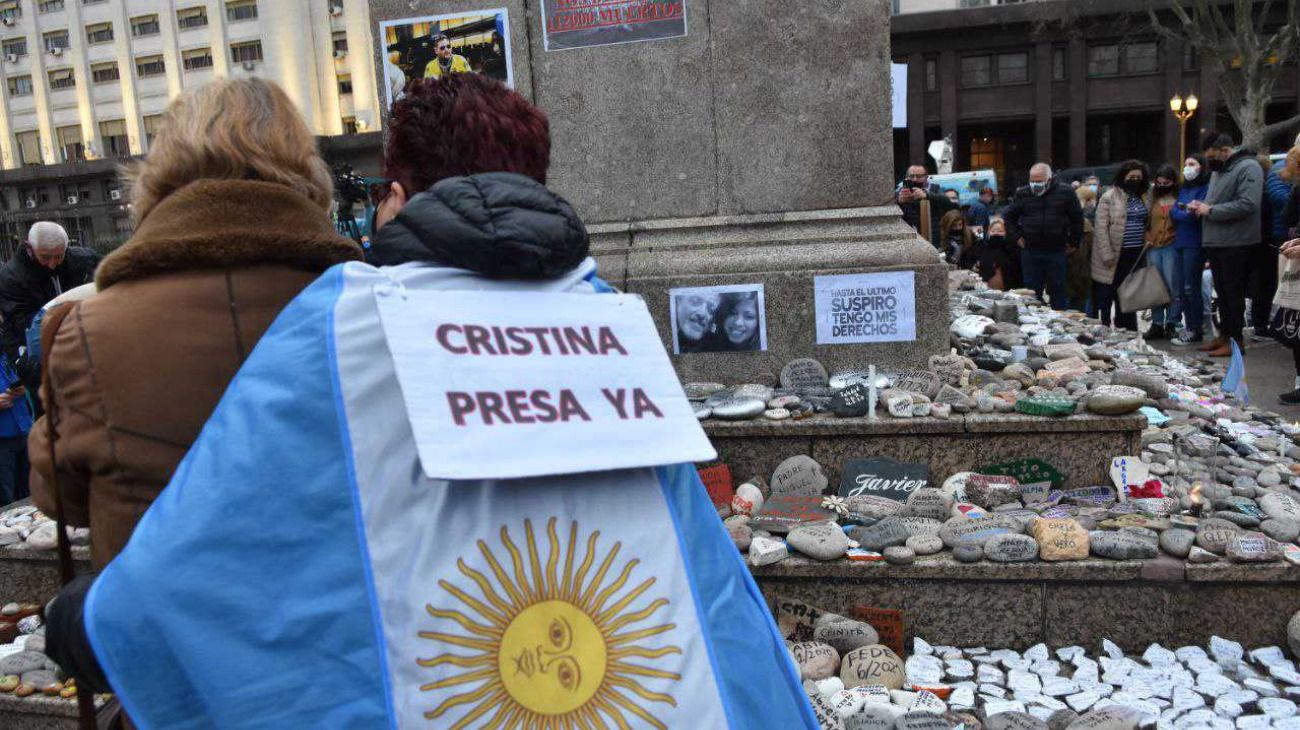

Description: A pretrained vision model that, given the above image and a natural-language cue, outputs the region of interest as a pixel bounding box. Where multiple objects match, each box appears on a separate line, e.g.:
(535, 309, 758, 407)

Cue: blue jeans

(1171, 247, 1205, 336)
(1146, 246, 1177, 326)
(1020, 250, 1068, 310)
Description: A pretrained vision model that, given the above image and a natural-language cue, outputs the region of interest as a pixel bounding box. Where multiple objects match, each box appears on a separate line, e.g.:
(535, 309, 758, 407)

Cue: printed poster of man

(669, 284, 767, 355)
(379, 9, 513, 109)
(542, 0, 687, 52)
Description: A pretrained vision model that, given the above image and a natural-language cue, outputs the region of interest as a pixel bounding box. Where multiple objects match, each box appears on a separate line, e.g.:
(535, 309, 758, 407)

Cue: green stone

(1014, 395, 1077, 418)
(980, 458, 1067, 489)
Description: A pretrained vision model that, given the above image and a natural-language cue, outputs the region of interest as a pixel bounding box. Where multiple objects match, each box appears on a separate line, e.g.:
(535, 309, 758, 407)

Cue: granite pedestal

(705, 412, 1145, 491)
(754, 555, 1300, 653)
(369, 0, 943, 381)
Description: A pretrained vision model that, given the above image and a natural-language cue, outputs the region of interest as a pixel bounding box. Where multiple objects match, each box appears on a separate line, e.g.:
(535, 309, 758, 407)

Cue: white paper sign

(375, 289, 716, 480)
(1109, 456, 1150, 501)
(814, 272, 917, 345)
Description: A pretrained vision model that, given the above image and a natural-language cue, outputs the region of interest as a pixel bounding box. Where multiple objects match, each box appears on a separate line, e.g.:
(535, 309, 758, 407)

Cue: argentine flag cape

(83, 258, 816, 729)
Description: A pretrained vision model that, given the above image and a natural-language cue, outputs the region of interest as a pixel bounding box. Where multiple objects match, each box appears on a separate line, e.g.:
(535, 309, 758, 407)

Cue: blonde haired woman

(33, 78, 359, 569)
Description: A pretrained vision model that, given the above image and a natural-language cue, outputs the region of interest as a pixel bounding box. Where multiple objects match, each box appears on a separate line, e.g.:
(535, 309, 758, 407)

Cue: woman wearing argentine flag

(46, 73, 816, 728)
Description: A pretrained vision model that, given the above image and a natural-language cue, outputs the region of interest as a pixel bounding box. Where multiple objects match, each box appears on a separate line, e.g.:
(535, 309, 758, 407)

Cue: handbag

(1118, 243, 1171, 313)
(40, 304, 124, 730)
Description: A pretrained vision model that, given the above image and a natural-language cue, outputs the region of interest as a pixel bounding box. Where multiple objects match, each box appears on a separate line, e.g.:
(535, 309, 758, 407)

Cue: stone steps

(754, 553, 1300, 652)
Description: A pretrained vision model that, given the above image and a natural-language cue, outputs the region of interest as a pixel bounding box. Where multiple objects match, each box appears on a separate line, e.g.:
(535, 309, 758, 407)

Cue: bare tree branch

(1148, 0, 1299, 149)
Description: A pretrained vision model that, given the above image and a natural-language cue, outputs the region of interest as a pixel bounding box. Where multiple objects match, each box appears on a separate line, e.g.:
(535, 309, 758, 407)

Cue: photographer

(897, 164, 957, 249)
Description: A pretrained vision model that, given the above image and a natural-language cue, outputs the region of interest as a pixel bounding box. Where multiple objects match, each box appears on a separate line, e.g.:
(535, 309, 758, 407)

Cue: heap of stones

(790, 606, 1300, 730)
(710, 273, 1300, 567)
(0, 601, 78, 700)
(0, 504, 88, 553)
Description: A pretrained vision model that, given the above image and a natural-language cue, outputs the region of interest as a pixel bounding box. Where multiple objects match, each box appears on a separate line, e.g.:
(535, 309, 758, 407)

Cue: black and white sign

(837, 458, 932, 502)
(814, 272, 916, 345)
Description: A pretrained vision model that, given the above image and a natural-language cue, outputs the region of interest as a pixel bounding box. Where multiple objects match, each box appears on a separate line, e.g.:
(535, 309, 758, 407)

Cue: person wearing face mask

(1170, 154, 1211, 346)
(1091, 160, 1152, 331)
(978, 218, 1019, 290)
(1187, 131, 1264, 357)
(939, 209, 975, 267)
(1003, 162, 1084, 309)
(1143, 165, 1180, 339)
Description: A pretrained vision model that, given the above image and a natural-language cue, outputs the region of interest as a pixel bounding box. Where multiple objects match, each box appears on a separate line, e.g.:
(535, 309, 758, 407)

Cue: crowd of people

(898, 132, 1300, 404)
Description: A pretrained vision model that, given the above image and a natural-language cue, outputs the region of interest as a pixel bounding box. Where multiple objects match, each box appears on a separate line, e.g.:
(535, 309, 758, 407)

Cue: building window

(18, 186, 49, 206)
(342, 116, 358, 135)
(1183, 45, 1199, 71)
(961, 52, 1030, 87)
(37, 0, 63, 13)
(43, 31, 70, 54)
(182, 47, 213, 71)
(99, 119, 128, 158)
(1052, 45, 1067, 81)
(91, 61, 118, 83)
(2, 37, 26, 58)
(135, 55, 165, 78)
(1087, 44, 1120, 77)
(82, 0, 108, 5)
(337, 73, 352, 95)
(131, 15, 160, 37)
(924, 57, 937, 92)
(0, 1, 20, 23)
(960, 56, 992, 87)
(177, 6, 208, 30)
(328, 0, 344, 14)
(6, 74, 31, 96)
(996, 52, 1028, 84)
(86, 22, 114, 45)
(332, 30, 348, 54)
(142, 114, 164, 149)
(57, 125, 83, 162)
(113, 215, 131, 234)
(48, 68, 75, 90)
(226, 0, 258, 22)
(1124, 42, 1159, 74)
(230, 40, 263, 64)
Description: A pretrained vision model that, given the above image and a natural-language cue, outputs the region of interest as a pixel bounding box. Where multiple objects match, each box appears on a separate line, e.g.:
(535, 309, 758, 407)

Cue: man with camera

(896, 164, 957, 249)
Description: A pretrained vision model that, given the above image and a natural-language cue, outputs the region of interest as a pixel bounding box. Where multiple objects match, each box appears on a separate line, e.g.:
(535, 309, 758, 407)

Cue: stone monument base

(590, 206, 949, 384)
(704, 413, 1145, 491)
(754, 555, 1300, 652)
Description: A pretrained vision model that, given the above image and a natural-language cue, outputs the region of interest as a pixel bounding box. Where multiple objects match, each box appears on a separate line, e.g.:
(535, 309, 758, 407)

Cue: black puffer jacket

(0, 245, 98, 358)
(1003, 181, 1084, 254)
(370, 172, 589, 277)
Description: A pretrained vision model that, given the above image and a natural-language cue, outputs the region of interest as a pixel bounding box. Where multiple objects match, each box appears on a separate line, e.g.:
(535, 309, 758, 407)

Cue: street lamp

(1170, 93, 1199, 179)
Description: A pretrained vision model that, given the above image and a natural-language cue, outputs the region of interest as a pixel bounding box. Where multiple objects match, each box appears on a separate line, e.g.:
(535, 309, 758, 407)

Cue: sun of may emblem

(417, 517, 683, 728)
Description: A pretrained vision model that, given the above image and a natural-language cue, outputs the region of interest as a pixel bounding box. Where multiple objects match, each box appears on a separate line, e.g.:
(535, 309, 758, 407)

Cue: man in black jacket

(1003, 163, 1083, 309)
(0, 221, 99, 360)
(897, 164, 958, 249)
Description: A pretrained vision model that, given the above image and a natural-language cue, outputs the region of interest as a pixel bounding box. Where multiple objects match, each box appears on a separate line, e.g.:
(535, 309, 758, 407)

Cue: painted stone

(841, 644, 906, 690)
(771, 455, 830, 496)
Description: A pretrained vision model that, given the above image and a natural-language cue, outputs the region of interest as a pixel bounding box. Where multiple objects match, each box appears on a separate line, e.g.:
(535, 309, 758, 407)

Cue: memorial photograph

(379, 9, 513, 109)
(669, 284, 767, 354)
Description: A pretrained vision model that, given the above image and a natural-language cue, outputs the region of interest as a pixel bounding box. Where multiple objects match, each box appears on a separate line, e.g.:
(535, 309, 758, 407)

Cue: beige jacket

(1091, 187, 1151, 285)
